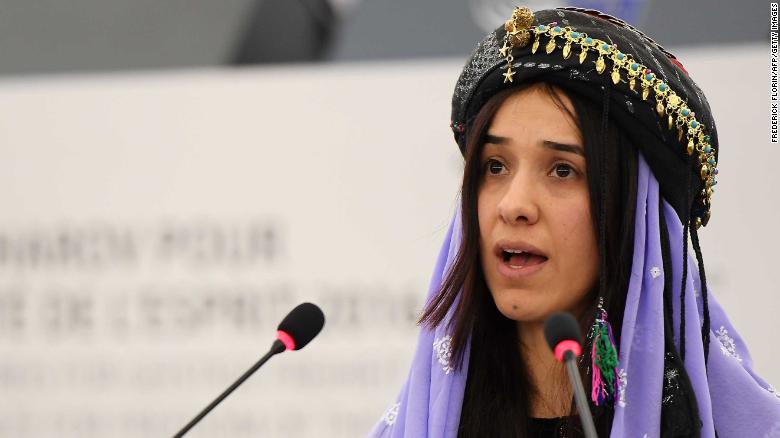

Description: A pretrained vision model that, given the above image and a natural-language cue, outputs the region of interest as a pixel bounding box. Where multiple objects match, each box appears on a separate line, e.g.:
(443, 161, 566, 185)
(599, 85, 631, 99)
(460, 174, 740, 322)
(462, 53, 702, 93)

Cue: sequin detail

(433, 335, 454, 374)
(715, 326, 742, 362)
(453, 32, 502, 110)
(617, 368, 627, 407)
(662, 367, 680, 405)
(381, 402, 401, 426)
(650, 266, 661, 278)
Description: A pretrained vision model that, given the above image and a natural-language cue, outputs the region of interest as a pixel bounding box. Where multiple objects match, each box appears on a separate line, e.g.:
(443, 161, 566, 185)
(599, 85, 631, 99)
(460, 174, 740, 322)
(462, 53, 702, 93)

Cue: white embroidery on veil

(715, 326, 742, 363)
(382, 402, 401, 426)
(433, 335, 454, 374)
(617, 368, 628, 408)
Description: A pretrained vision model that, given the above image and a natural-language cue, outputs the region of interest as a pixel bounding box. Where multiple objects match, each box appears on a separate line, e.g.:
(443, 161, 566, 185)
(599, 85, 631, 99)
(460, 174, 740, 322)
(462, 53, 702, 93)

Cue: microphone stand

(172, 340, 286, 438)
(563, 350, 598, 438)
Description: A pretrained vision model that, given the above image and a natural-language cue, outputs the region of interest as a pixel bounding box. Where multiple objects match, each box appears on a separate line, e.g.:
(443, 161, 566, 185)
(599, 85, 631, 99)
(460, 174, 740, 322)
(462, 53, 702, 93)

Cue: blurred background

(0, 0, 772, 436)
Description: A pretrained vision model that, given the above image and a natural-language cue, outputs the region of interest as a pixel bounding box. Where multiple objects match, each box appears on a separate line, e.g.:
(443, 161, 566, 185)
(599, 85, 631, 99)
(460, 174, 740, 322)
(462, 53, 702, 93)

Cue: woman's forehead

(488, 86, 581, 144)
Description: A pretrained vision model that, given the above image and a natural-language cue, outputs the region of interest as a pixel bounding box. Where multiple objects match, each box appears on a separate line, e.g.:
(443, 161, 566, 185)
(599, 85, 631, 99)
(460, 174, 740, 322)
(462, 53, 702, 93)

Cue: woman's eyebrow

(542, 140, 584, 157)
(483, 134, 584, 157)
(483, 134, 508, 145)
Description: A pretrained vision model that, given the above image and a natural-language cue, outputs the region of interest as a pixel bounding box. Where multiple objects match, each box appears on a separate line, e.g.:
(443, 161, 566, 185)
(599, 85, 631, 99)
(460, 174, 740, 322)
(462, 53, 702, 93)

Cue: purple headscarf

(368, 153, 780, 437)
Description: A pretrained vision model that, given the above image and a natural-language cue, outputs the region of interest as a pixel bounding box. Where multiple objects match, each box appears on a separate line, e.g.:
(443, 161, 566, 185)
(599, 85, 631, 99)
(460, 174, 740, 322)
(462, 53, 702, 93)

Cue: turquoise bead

(709, 158, 716, 165)
(601, 43, 609, 50)
(571, 32, 580, 38)
(585, 37, 593, 44)
(538, 25, 546, 31)
(617, 53, 625, 60)
(659, 83, 667, 91)
(554, 26, 561, 32)
(631, 63, 639, 71)
(704, 135, 711, 142)
(704, 145, 711, 153)
(691, 121, 698, 128)
(645, 73, 654, 80)
(681, 109, 690, 116)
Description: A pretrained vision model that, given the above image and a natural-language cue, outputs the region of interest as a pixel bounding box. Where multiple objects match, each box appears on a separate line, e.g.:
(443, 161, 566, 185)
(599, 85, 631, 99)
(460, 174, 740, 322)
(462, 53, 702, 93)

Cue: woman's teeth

(503, 250, 546, 267)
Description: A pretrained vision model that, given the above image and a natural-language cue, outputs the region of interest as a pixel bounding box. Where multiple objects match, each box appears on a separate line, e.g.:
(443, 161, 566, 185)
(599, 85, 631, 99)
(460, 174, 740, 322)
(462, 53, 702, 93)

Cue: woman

(369, 6, 780, 437)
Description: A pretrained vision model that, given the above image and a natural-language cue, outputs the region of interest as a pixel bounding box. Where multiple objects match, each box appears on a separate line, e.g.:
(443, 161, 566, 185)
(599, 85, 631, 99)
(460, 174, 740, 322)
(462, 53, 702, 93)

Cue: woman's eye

(484, 159, 506, 175)
(551, 163, 576, 178)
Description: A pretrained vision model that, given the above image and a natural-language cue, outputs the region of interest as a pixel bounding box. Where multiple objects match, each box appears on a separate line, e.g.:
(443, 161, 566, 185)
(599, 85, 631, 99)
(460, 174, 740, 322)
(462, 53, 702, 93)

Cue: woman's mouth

(502, 250, 548, 268)
(497, 249, 549, 278)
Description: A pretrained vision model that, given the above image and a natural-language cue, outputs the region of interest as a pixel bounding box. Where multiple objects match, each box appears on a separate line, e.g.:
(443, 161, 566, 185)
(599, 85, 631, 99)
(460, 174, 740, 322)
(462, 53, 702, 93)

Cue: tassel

(589, 299, 621, 406)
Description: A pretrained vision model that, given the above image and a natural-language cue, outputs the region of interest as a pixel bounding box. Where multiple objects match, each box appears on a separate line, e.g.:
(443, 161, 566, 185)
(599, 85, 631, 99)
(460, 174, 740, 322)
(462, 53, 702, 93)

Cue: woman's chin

(494, 299, 548, 323)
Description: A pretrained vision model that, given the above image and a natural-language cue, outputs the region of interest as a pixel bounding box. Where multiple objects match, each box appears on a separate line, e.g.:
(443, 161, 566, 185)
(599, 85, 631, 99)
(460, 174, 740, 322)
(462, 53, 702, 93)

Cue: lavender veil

(368, 153, 780, 437)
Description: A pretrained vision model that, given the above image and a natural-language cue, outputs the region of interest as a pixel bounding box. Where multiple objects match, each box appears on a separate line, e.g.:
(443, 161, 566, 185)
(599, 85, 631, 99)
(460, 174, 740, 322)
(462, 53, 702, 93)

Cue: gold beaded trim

(500, 7, 716, 228)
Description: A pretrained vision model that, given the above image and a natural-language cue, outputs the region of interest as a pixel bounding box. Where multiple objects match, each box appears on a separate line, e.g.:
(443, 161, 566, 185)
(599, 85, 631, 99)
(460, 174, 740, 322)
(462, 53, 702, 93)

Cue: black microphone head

(276, 302, 325, 351)
(543, 311, 583, 352)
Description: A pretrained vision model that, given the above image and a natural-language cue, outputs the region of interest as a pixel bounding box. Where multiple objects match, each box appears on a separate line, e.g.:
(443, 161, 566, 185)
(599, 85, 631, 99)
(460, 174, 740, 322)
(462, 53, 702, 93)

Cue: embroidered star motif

(503, 67, 515, 83)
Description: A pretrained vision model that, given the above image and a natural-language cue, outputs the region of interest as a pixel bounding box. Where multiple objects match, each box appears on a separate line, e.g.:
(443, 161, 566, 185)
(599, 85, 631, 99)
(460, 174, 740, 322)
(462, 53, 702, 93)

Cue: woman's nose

(496, 173, 540, 225)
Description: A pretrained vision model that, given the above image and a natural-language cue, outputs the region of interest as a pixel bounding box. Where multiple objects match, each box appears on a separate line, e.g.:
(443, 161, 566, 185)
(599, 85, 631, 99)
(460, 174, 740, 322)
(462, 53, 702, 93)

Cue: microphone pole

(172, 302, 325, 438)
(544, 312, 598, 438)
(173, 340, 286, 438)
(562, 348, 598, 438)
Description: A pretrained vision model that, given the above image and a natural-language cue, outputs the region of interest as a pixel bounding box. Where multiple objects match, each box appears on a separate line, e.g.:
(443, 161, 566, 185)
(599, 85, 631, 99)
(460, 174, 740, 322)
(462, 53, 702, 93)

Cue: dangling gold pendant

(642, 86, 650, 100)
(545, 37, 556, 54)
(611, 69, 620, 84)
(532, 34, 540, 54)
(678, 127, 683, 141)
(563, 42, 571, 59)
(499, 41, 510, 57)
(687, 138, 695, 155)
(668, 115, 673, 130)
(700, 164, 709, 180)
(656, 101, 664, 117)
(595, 56, 606, 74)
(629, 77, 636, 91)
(503, 66, 515, 83)
(579, 48, 588, 64)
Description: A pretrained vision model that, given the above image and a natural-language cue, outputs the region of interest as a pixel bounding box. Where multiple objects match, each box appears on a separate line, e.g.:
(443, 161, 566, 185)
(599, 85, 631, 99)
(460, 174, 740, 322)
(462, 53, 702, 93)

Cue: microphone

(173, 302, 325, 438)
(543, 312, 598, 438)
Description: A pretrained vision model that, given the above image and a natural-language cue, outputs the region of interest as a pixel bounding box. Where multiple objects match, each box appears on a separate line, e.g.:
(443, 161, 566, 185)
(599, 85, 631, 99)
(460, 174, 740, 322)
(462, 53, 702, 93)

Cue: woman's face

(477, 83, 598, 324)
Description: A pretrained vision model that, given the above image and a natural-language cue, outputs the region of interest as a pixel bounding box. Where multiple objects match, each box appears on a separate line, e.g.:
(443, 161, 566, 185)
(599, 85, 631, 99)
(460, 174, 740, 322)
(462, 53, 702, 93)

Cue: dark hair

(418, 80, 639, 437)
